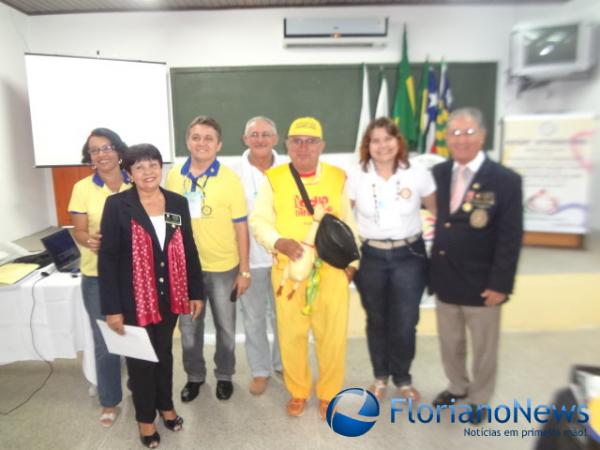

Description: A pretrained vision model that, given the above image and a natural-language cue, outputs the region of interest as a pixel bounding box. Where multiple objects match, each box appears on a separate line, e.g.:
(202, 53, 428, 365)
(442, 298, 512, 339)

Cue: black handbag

(289, 163, 360, 269)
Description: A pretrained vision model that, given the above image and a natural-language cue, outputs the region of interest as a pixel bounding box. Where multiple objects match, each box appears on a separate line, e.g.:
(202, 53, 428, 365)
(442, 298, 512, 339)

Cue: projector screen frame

(25, 52, 174, 167)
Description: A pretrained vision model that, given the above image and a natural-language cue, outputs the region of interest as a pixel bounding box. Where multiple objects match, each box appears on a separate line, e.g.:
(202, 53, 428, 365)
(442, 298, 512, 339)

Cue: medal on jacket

(462, 202, 473, 213)
(470, 208, 489, 228)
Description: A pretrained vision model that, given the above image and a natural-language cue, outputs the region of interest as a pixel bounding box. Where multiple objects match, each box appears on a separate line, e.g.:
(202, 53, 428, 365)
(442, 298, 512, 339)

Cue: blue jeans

(81, 276, 122, 407)
(180, 267, 238, 382)
(354, 238, 428, 386)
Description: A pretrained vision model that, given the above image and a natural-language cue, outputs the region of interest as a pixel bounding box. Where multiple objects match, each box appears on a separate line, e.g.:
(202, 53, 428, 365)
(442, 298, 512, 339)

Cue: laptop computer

(40, 229, 81, 272)
(12, 251, 53, 267)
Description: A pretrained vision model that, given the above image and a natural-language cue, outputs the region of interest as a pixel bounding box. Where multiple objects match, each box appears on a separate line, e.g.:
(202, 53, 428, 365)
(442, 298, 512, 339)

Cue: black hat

(315, 213, 360, 269)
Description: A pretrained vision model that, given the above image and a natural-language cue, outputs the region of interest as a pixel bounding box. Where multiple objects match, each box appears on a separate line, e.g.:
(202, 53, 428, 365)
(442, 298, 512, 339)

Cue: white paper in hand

(97, 320, 158, 362)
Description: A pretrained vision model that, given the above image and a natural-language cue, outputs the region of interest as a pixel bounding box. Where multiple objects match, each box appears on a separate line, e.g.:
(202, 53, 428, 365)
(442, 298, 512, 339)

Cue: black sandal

(162, 415, 183, 432)
(140, 431, 160, 448)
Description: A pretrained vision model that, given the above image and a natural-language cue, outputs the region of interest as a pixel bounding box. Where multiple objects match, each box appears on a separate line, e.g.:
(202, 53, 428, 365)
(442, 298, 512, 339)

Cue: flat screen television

(510, 20, 598, 80)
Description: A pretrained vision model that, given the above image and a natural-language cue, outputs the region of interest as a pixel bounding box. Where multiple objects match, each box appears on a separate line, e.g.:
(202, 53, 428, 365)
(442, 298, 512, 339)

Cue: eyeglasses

(449, 128, 478, 137)
(88, 144, 116, 155)
(288, 137, 322, 147)
(247, 132, 275, 139)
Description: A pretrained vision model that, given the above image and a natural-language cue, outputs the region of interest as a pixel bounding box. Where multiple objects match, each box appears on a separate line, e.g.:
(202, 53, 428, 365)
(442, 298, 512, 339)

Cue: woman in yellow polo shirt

(68, 128, 131, 427)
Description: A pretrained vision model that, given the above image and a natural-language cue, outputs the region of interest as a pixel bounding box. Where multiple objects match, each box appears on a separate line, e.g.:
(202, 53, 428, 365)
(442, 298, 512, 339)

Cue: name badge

(185, 191, 203, 219)
(377, 199, 390, 210)
(472, 191, 496, 209)
(165, 212, 182, 227)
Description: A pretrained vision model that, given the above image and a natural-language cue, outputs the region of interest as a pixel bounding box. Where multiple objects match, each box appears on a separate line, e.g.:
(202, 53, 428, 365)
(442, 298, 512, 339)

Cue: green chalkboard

(170, 62, 497, 156)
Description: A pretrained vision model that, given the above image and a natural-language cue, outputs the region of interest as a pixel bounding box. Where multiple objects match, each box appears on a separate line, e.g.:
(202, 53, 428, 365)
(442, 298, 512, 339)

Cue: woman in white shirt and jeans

(348, 117, 436, 402)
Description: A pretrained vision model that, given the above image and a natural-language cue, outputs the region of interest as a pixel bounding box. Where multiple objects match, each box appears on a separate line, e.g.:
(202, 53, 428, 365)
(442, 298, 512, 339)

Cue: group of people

(68, 107, 522, 447)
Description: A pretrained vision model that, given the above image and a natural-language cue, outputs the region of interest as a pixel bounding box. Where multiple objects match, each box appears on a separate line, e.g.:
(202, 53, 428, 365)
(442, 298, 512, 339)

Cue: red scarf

(131, 219, 191, 326)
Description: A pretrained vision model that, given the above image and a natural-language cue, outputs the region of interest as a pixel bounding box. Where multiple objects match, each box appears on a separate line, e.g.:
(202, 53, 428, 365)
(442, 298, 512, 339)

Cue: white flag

(354, 64, 371, 162)
(374, 74, 389, 119)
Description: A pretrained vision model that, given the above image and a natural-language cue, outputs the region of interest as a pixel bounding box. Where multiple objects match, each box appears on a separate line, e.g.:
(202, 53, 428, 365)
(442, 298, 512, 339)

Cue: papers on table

(97, 320, 158, 362)
(0, 263, 39, 285)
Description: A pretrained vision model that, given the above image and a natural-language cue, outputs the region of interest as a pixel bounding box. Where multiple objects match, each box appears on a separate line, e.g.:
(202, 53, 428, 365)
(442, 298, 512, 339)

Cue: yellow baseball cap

(288, 117, 323, 139)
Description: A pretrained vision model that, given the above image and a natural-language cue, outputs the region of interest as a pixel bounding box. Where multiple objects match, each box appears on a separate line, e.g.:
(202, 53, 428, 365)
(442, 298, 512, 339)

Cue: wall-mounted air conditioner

(284, 17, 388, 48)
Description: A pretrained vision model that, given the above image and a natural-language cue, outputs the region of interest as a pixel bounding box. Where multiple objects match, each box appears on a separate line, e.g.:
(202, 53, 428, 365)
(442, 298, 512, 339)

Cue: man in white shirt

(231, 116, 284, 395)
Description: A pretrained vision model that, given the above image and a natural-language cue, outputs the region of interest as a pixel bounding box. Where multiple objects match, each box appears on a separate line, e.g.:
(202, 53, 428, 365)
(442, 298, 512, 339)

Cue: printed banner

(502, 114, 596, 234)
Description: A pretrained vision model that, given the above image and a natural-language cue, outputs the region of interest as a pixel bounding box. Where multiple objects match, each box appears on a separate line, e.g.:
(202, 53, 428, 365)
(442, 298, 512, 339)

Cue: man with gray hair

(429, 107, 523, 423)
(231, 116, 284, 395)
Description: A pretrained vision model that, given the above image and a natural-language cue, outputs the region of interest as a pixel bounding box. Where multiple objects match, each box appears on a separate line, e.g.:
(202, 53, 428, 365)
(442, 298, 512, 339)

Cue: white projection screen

(25, 54, 173, 166)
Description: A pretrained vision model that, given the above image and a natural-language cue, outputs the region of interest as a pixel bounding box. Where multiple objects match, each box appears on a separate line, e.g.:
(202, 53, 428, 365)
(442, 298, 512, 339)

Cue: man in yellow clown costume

(250, 117, 360, 419)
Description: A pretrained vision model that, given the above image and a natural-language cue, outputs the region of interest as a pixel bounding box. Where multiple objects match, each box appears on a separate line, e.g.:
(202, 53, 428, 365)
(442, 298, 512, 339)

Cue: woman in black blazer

(99, 144, 204, 449)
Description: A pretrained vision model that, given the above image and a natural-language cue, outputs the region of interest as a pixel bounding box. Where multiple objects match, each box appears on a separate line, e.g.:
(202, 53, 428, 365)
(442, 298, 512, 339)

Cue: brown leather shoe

(286, 398, 306, 417)
(319, 400, 330, 421)
(249, 376, 269, 395)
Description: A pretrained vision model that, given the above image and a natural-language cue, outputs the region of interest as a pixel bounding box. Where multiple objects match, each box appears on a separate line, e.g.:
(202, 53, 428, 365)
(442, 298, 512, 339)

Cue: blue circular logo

(326, 388, 380, 437)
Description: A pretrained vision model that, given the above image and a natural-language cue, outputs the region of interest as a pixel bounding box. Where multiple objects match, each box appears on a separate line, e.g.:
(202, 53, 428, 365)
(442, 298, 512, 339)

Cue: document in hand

(97, 320, 158, 362)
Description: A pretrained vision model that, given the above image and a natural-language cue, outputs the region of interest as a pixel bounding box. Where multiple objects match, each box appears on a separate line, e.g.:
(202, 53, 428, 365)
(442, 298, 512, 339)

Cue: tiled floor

(1, 234, 599, 449)
(1, 328, 598, 449)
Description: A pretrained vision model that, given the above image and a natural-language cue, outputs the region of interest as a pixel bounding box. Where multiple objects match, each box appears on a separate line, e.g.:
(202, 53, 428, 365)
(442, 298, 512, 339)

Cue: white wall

(25, 4, 555, 65)
(507, 0, 600, 231)
(3, 0, 599, 234)
(0, 3, 55, 242)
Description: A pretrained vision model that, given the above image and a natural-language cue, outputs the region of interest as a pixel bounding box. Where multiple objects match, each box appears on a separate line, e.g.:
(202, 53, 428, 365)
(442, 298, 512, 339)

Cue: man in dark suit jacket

(430, 108, 523, 421)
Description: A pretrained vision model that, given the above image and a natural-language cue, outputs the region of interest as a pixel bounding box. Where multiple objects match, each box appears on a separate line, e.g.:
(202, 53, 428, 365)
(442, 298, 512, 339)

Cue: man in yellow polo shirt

(250, 117, 360, 419)
(166, 115, 250, 402)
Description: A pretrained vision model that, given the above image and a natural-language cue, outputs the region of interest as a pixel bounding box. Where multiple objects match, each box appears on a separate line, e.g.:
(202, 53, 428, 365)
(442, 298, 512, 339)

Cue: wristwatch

(239, 271, 252, 279)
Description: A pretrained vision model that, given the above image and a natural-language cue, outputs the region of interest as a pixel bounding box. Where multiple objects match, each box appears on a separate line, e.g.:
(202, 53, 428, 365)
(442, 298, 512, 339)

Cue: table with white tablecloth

(0, 270, 96, 385)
